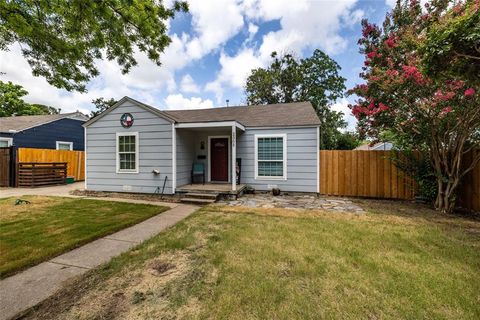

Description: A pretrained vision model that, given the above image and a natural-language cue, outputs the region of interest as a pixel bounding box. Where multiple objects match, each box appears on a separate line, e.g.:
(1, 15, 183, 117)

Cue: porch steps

(180, 192, 219, 205)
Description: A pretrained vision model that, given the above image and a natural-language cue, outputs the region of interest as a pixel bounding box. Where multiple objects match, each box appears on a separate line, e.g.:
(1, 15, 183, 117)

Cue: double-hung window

(116, 132, 139, 173)
(255, 134, 287, 180)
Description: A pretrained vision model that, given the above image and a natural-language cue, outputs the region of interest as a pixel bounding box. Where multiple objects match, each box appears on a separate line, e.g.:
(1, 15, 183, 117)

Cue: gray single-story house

(83, 96, 320, 195)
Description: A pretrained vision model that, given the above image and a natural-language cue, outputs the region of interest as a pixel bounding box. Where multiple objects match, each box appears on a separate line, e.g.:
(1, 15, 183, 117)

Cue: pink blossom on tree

(464, 88, 475, 97)
(385, 35, 398, 48)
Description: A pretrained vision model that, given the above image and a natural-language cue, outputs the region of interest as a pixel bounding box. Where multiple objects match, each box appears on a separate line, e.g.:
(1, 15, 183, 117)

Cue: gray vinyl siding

(236, 127, 318, 192)
(86, 102, 173, 194)
(176, 130, 195, 186)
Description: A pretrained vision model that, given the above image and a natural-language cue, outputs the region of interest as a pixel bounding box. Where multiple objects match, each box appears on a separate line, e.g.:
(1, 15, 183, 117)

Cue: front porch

(173, 120, 245, 195)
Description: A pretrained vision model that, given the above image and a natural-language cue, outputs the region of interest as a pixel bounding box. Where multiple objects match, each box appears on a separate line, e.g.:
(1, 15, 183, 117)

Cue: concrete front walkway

(0, 202, 198, 320)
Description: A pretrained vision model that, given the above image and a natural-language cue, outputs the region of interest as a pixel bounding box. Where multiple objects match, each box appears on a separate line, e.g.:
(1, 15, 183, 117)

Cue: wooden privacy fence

(319, 150, 480, 212)
(457, 149, 480, 212)
(18, 148, 85, 181)
(320, 150, 415, 199)
(0, 147, 12, 187)
(17, 163, 67, 187)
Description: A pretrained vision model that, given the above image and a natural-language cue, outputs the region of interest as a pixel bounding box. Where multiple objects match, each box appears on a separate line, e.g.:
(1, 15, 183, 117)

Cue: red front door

(210, 138, 229, 181)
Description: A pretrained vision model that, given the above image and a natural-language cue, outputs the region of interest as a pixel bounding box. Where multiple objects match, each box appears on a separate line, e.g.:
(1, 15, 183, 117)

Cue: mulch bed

(70, 189, 182, 203)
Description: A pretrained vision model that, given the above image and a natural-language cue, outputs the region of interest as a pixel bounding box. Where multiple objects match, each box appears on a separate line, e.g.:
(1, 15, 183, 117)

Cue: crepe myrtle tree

(348, 0, 480, 214)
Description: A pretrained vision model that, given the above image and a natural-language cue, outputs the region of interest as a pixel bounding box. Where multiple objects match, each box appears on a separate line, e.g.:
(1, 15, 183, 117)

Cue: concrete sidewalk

(0, 182, 84, 198)
(0, 203, 198, 320)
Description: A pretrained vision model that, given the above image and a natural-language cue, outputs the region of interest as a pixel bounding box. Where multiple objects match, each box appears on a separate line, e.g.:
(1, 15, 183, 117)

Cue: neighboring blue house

(0, 112, 88, 150)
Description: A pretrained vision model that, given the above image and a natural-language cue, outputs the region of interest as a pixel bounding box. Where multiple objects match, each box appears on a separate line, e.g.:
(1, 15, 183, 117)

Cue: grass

(0, 196, 169, 278)
(21, 200, 480, 320)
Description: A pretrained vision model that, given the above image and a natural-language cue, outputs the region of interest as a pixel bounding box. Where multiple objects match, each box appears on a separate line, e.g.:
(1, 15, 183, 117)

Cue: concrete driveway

(0, 182, 84, 199)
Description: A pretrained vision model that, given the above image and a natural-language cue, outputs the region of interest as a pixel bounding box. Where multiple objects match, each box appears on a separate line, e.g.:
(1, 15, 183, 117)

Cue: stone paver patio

(220, 193, 364, 213)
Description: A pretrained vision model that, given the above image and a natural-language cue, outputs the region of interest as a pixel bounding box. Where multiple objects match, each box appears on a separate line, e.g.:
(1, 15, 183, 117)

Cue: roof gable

(83, 96, 175, 127)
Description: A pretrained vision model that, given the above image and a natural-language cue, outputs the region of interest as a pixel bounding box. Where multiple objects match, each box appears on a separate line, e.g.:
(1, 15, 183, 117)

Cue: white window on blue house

(255, 134, 287, 180)
(56, 141, 73, 150)
(0, 137, 13, 148)
(116, 132, 139, 173)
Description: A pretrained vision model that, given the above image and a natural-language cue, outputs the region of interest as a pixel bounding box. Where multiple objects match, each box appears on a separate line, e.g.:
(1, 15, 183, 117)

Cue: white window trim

(254, 133, 287, 180)
(56, 141, 73, 150)
(207, 135, 231, 183)
(116, 132, 139, 174)
(0, 137, 13, 147)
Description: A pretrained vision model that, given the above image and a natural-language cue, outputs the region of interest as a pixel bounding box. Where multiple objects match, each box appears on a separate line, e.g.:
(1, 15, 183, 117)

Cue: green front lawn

(0, 196, 169, 278)
(21, 201, 480, 319)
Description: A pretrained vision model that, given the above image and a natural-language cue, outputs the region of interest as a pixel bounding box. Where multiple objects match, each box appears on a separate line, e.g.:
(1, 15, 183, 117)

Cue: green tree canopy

(336, 132, 362, 150)
(0, 80, 60, 116)
(90, 97, 117, 117)
(245, 50, 350, 149)
(420, 0, 480, 84)
(0, 0, 188, 92)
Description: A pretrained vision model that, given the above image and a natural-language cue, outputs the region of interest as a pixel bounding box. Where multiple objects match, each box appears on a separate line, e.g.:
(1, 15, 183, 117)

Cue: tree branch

(454, 51, 480, 60)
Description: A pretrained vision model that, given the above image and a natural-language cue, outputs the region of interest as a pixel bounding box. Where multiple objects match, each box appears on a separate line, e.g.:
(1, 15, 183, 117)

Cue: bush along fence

(319, 150, 479, 213)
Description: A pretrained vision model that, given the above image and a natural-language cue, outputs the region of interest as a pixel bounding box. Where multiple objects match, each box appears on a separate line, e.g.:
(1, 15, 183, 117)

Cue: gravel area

(219, 193, 365, 213)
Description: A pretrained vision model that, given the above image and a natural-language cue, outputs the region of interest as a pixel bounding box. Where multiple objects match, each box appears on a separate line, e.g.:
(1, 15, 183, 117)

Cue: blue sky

(0, 0, 395, 129)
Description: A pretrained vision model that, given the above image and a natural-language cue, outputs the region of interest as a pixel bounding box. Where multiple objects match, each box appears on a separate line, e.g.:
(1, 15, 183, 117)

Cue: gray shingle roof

(164, 102, 320, 127)
(0, 112, 88, 132)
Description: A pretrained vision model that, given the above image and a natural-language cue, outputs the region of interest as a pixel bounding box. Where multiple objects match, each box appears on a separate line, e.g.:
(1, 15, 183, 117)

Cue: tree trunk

(434, 176, 459, 214)
(430, 136, 463, 214)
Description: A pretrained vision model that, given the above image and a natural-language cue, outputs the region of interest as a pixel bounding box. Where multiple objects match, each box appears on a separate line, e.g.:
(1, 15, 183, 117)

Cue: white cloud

(385, 0, 397, 8)
(186, 0, 245, 58)
(245, 0, 358, 56)
(163, 94, 215, 110)
(246, 23, 259, 43)
(205, 48, 263, 102)
(180, 74, 200, 93)
(343, 9, 365, 28)
(248, 23, 259, 35)
(331, 98, 356, 131)
(207, 0, 360, 102)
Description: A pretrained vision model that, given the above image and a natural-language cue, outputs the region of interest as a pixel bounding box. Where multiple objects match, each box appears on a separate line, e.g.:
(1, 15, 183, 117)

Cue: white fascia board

(175, 121, 245, 131)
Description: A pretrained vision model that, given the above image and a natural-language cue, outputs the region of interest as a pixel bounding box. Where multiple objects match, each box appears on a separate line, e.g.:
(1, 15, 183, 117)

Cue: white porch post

(231, 125, 237, 191)
(172, 124, 176, 194)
